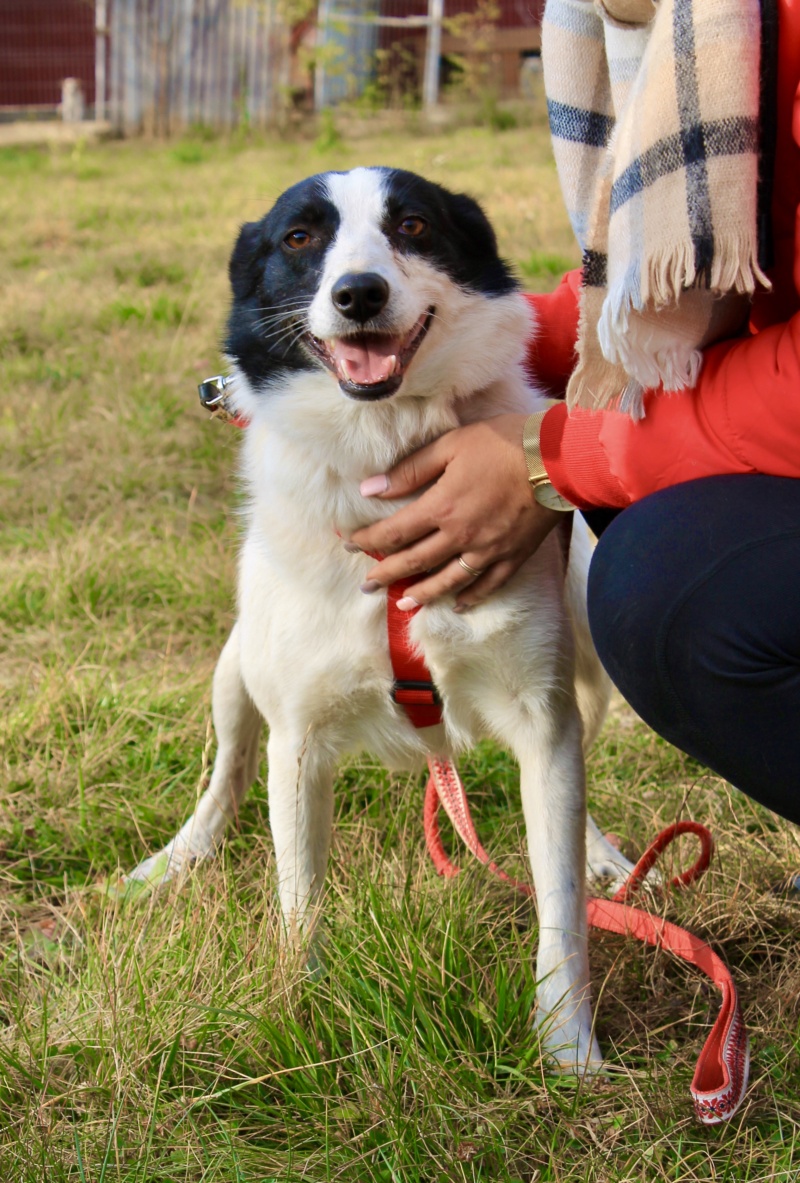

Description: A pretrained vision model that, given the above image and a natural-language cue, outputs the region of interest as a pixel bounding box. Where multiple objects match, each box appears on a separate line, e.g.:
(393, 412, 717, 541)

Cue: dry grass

(1, 119, 799, 1182)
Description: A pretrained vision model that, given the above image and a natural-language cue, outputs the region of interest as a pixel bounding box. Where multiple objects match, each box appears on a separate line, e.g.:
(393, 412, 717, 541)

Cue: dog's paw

(102, 848, 180, 902)
(585, 827, 663, 897)
(122, 816, 222, 894)
(537, 1016, 604, 1077)
(304, 937, 327, 980)
(586, 827, 633, 882)
(123, 830, 212, 892)
(534, 984, 603, 1078)
(124, 846, 179, 889)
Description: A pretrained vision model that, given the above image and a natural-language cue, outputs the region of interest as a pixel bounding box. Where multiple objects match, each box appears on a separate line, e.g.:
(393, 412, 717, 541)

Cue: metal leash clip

(198, 374, 237, 423)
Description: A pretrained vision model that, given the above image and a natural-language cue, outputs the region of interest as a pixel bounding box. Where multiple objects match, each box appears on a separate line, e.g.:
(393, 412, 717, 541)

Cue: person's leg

(586, 475, 800, 824)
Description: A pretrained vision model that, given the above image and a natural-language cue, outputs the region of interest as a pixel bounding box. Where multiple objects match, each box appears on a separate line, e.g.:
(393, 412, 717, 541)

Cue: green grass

(1, 123, 799, 1181)
(519, 250, 577, 284)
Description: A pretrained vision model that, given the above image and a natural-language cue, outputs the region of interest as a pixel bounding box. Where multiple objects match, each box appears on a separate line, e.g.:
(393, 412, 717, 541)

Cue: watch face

(534, 483, 573, 512)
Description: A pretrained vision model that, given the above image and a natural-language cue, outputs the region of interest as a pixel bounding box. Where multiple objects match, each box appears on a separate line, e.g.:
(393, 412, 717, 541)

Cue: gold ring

(457, 556, 485, 579)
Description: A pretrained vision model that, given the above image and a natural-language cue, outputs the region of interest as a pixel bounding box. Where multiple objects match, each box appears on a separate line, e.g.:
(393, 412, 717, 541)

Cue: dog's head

(225, 167, 519, 406)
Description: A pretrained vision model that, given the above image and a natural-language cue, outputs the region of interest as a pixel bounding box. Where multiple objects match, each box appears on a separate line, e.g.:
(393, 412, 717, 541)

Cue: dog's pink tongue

(330, 337, 399, 385)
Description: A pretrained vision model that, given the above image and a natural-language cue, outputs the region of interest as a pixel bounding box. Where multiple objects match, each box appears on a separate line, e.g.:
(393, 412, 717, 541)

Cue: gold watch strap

(523, 400, 560, 488)
(522, 401, 575, 512)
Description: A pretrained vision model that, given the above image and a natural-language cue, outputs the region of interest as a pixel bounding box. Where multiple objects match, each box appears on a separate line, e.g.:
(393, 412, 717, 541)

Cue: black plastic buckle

(391, 679, 442, 706)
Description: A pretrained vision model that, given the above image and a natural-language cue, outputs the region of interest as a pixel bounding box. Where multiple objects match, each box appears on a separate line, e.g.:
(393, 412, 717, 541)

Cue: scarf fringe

(604, 236, 770, 330)
(590, 236, 771, 399)
(566, 365, 648, 418)
(707, 246, 771, 297)
(597, 303, 704, 391)
(638, 239, 770, 308)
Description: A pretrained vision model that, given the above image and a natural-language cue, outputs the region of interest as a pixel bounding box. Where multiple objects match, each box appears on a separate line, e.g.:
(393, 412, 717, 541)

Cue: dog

(128, 167, 636, 1070)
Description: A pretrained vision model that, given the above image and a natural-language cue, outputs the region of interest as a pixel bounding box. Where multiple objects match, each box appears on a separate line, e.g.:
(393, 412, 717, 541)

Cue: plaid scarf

(542, 0, 769, 415)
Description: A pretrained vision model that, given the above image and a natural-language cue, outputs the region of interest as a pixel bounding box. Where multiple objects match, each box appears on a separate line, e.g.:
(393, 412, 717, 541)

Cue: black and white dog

(129, 168, 634, 1070)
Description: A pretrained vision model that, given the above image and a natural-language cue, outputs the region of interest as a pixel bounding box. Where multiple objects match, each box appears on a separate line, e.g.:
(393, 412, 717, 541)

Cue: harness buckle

(391, 679, 442, 708)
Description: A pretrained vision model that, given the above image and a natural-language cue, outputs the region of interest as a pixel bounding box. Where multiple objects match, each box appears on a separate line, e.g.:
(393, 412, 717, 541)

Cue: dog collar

(198, 375, 249, 427)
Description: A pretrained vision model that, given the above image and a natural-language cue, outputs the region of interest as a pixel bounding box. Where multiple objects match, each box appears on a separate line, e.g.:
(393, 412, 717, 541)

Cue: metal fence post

(95, 0, 108, 120)
(422, 0, 443, 109)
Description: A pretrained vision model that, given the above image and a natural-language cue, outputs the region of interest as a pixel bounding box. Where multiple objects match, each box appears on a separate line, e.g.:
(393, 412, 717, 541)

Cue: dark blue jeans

(585, 475, 800, 825)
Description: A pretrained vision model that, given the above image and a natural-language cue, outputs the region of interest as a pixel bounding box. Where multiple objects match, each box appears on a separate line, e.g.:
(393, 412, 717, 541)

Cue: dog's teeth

(340, 359, 354, 381)
(387, 355, 398, 375)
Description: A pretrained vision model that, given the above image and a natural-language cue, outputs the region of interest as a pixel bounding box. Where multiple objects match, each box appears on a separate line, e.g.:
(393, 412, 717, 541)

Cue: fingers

(350, 503, 439, 558)
(364, 509, 562, 610)
(351, 437, 454, 556)
(359, 435, 452, 501)
(455, 560, 521, 610)
(354, 507, 562, 603)
(359, 531, 479, 588)
(361, 549, 527, 612)
(347, 414, 561, 609)
(388, 554, 493, 612)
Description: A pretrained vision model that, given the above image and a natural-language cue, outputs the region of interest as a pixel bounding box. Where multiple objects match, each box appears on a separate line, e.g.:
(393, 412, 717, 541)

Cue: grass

(1, 122, 799, 1181)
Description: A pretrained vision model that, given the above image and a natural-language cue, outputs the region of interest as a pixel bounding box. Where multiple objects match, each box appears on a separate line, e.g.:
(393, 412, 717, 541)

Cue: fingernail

(343, 541, 361, 553)
(453, 602, 472, 614)
(396, 596, 420, 611)
(360, 474, 389, 497)
(360, 580, 382, 594)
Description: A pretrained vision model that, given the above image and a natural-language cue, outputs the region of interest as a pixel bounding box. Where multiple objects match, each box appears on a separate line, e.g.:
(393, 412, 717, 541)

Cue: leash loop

(610, 818, 714, 903)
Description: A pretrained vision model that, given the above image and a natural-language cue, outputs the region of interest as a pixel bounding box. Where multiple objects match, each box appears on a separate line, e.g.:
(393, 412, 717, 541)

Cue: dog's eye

(397, 216, 427, 237)
(284, 229, 312, 250)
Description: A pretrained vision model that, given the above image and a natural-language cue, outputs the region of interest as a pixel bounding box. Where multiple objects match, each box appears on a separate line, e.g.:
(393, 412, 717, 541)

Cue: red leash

(369, 545, 749, 1123)
(424, 761, 749, 1125)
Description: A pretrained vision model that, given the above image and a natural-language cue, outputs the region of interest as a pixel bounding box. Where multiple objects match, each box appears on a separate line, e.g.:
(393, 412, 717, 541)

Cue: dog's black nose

(331, 272, 390, 322)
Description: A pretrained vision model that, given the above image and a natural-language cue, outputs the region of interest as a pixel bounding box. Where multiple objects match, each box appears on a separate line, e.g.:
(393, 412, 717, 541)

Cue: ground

(1, 120, 799, 1182)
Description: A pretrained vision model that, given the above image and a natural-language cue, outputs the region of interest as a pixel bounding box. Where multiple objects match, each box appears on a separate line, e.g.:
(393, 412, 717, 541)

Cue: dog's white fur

(129, 168, 634, 1070)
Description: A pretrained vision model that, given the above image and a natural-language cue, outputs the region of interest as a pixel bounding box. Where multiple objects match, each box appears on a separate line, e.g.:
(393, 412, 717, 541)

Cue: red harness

(386, 572, 443, 728)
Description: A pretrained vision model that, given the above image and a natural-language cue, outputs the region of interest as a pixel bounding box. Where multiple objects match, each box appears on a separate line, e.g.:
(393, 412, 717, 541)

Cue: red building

(1, 0, 96, 112)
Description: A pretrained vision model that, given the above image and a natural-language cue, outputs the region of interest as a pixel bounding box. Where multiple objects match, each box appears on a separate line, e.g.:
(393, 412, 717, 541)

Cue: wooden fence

(104, 0, 443, 132)
(106, 0, 294, 134)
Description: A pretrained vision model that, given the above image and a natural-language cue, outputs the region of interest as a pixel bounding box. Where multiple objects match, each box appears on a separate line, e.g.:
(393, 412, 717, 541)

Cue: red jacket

(528, 0, 800, 510)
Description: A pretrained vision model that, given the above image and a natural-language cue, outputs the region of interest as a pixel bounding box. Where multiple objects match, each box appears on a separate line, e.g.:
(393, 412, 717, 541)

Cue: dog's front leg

(516, 701, 603, 1073)
(266, 728, 335, 943)
(127, 623, 262, 885)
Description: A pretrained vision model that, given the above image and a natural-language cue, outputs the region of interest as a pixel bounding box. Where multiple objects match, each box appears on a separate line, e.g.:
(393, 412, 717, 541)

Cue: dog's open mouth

(307, 308, 434, 401)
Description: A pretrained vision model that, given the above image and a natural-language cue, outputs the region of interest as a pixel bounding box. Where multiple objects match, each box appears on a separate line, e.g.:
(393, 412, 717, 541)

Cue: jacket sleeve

(539, 309, 800, 509)
(523, 271, 581, 397)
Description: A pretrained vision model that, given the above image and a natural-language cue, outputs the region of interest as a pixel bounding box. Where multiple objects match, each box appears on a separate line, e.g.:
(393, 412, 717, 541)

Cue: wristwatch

(522, 401, 575, 512)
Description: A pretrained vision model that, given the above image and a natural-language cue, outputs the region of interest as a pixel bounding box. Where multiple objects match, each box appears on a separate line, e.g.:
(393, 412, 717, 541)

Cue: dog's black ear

(448, 193, 499, 255)
(229, 221, 263, 300)
(446, 192, 517, 296)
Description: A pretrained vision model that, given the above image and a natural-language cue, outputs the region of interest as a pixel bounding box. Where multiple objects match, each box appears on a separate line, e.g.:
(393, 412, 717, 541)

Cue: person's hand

(348, 413, 563, 611)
